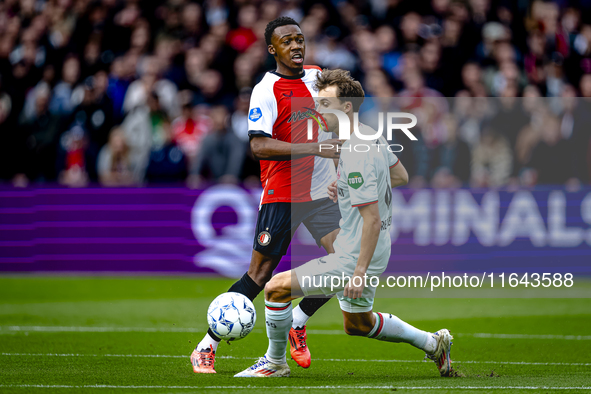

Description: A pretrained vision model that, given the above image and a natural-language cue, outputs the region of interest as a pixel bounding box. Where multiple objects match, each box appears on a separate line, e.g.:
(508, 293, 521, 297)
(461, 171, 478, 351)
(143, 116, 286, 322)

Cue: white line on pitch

(0, 325, 204, 333)
(2, 326, 591, 340)
(1, 353, 590, 367)
(458, 333, 591, 340)
(1, 353, 187, 358)
(0, 384, 590, 390)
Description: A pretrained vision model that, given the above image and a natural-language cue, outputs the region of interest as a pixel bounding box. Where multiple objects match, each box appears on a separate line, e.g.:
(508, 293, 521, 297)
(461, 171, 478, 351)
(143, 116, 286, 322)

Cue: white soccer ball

(207, 292, 256, 341)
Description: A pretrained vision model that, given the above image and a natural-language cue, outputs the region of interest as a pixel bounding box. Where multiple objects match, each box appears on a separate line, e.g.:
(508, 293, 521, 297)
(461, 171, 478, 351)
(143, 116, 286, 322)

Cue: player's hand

(344, 274, 365, 299)
(327, 180, 338, 203)
(316, 139, 343, 159)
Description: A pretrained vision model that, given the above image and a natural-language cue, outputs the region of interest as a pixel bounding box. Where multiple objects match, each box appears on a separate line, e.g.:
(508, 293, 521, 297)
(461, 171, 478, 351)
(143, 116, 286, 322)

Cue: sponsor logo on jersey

(288, 107, 328, 135)
(257, 231, 271, 246)
(347, 172, 364, 189)
(287, 109, 316, 123)
(249, 107, 262, 122)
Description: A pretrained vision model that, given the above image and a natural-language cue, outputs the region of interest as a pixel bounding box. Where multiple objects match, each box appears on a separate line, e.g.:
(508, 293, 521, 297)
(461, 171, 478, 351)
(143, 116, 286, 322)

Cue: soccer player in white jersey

(235, 69, 454, 378)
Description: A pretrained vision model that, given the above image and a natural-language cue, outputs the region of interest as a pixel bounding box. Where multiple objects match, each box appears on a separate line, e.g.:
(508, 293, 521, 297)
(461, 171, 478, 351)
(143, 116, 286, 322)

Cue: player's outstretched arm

(390, 160, 409, 188)
(250, 136, 342, 161)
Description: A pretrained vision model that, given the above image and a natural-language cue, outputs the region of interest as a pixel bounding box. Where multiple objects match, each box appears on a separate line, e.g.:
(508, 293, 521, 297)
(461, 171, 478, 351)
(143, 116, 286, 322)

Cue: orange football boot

(190, 345, 216, 373)
(289, 326, 311, 368)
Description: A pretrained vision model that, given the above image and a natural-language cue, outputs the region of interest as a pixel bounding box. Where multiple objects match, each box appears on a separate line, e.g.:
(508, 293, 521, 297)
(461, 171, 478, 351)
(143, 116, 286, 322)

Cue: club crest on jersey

(257, 231, 271, 246)
(348, 172, 364, 189)
(249, 108, 262, 122)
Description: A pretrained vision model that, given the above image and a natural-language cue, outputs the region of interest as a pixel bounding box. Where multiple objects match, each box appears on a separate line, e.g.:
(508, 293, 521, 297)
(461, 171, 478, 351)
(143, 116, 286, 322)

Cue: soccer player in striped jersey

(234, 69, 454, 378)
(191, 17, 344, 373)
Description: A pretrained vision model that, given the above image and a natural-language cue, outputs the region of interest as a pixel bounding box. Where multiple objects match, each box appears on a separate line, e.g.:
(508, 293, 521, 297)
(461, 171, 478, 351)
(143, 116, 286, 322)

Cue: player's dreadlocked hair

(315, 68, 365, 112)
(265, 16, 300, 46)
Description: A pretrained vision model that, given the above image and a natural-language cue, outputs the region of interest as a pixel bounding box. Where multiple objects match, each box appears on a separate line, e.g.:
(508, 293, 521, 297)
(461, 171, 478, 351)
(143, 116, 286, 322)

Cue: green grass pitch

(0, 276, 590, 393)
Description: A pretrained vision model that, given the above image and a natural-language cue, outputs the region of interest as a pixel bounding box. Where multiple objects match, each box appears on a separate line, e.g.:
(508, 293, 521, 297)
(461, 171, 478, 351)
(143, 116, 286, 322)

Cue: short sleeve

(376, 135, 399, 168)
(343, 152, 379, 208)
(388, 150, 400, 168)
(248, 84, 276, 138)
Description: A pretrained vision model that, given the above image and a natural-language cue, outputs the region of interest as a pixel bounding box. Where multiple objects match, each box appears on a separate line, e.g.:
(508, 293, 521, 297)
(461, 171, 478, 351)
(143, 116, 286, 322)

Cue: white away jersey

(333, 126, 400, 269)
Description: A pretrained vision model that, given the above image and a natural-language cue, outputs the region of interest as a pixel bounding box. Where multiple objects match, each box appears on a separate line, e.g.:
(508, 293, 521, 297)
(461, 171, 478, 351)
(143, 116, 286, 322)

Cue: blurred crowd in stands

(0, 0, 590, 189)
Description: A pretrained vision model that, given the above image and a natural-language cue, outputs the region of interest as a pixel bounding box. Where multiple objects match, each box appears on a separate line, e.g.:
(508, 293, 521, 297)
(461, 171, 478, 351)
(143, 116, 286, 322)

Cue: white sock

(196, 333, 220, 352)
(265, 301, 292, 365)
(292, 304, 310, 329)
(367, 312, 437, 353)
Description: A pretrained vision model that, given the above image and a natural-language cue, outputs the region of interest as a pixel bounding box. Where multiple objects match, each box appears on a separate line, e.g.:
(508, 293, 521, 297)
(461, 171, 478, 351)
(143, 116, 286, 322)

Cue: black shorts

(253, 198, 341, 257)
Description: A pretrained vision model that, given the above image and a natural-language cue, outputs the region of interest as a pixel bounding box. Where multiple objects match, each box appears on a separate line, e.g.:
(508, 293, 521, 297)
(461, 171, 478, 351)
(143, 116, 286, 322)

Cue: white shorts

(294, 252, 387, 313)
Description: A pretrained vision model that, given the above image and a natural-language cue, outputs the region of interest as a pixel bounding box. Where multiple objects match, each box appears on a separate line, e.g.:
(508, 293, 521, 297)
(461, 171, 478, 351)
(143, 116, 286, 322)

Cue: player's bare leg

(289, 228, 339, 367)
(341, 310, 453, 377)
(247, 250, 282, 287)
(192, 250, 281, 373)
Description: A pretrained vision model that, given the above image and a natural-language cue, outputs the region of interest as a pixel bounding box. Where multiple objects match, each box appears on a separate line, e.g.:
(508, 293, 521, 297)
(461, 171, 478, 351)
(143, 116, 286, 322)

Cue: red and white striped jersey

(248, 66, 336, 204)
